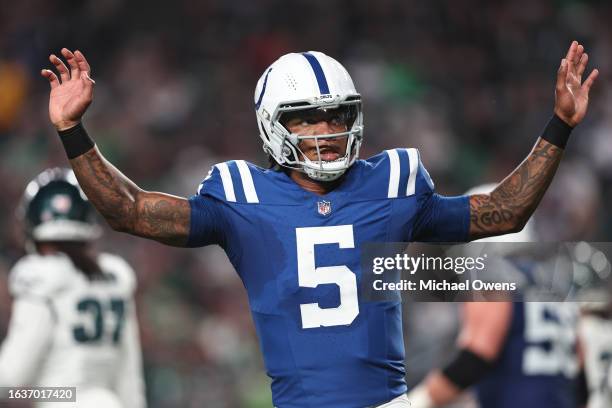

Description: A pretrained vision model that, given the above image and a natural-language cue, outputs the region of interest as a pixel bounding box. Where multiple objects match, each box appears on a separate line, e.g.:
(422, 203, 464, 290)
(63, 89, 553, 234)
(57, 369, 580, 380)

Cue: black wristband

(441, 348, 494, 389)
(541, 114, 573, 149)
(57, 123, 95, 159)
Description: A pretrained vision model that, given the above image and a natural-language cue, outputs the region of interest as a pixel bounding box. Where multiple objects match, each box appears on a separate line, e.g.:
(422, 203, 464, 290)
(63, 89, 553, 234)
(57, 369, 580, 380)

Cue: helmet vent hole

(285, 75, 298, 91)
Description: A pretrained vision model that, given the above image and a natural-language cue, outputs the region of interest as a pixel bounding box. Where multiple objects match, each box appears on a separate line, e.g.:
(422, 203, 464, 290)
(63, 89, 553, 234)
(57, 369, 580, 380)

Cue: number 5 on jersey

(296, 225, 359, 329)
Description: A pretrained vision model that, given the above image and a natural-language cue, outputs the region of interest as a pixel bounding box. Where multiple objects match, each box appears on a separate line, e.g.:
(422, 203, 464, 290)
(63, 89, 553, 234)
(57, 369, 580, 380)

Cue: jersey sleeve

(0, 298, 54, 388)
(0, 255, 68, 389)
(9, 254, 71, 300)
(409, 150, 470, 242)
(187, 165, 231, 248)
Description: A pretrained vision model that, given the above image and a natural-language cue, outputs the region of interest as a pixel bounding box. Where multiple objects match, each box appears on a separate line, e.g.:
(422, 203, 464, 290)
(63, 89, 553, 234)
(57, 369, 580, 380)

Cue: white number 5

(296, 225, 359, 329)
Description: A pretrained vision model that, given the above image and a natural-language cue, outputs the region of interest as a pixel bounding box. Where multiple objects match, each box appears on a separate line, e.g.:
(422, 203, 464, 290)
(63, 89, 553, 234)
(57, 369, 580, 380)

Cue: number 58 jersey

(475, 302, 579, 408)
(188, 149, 470, 408)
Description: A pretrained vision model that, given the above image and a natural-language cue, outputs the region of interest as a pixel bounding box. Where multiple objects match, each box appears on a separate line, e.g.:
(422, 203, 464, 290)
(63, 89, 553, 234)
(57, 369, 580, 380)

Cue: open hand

(554, 41, 599, 127)
(41, 48, 95, 131)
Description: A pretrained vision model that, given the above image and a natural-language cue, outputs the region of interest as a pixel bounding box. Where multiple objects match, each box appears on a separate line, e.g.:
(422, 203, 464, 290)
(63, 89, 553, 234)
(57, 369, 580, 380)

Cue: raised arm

(469, 41, 599, 241)
(42, 48, 190, 246)
(407, 302, 513, 407)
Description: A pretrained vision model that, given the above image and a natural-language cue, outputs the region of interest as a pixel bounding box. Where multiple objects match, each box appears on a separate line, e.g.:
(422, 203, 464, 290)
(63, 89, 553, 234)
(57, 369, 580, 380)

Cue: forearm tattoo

(469, 138, 563, 240)
(70, 147, 190, 246)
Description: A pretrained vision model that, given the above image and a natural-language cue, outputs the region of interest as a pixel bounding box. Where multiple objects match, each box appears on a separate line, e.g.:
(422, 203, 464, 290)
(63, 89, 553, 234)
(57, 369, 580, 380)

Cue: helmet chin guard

(254, 51, 364, 181)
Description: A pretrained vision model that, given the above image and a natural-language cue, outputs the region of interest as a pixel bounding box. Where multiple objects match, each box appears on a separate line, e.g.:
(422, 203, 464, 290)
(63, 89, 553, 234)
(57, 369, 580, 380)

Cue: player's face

(282, 107, 350, 162)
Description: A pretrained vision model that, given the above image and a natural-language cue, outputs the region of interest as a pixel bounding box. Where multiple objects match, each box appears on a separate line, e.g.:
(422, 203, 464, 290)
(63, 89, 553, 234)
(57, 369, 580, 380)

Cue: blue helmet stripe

(301, 52, 330, 95)
(255, 68, 273, 109)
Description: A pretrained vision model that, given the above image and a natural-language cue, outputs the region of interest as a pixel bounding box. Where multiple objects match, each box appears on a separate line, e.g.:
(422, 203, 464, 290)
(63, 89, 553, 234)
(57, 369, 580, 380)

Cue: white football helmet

(254, 51, 363, 181)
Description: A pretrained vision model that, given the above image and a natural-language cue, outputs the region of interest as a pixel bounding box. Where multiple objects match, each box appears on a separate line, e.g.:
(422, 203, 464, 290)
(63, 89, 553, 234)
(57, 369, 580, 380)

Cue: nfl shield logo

(317, 200, 332, 216)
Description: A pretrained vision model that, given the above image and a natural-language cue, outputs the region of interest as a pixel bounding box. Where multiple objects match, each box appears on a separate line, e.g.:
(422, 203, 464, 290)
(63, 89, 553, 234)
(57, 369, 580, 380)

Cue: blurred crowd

(1, 0, 611, 406)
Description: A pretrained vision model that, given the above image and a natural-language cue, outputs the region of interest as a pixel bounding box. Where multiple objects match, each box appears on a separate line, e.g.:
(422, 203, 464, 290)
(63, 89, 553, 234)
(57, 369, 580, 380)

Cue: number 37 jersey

(188, 149, 470, 408)
(4, 252, 145, 408)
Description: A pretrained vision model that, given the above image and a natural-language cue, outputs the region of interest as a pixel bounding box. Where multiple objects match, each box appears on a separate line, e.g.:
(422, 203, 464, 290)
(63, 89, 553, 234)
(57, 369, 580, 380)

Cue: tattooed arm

(469, 41, 598, 240)
(42, 48, 190, 246)
(469, 139, 562, 240)
(70, 147, 190, 246)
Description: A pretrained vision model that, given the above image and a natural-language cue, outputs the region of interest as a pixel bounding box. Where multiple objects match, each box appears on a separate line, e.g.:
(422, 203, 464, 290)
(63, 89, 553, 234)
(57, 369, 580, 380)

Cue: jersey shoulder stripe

(385, 148, 401, 198)
(360, 148, 432, 200)
(385, 148, 421, 198)
(197, 161, 260, 204)
(405, 148, 419, 196)
(216, 162, 236, 202)
(235, 160, 259, 203)
(195, 152, 434, 205)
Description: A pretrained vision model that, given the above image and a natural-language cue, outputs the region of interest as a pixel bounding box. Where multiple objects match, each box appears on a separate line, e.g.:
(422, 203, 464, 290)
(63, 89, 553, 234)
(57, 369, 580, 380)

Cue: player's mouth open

(319, 152, 341, 161)
(312, 145, 343, 162)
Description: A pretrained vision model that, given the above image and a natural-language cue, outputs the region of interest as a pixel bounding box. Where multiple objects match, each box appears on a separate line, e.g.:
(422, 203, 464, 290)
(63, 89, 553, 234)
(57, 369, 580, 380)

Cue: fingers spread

(577, 53, 588, 78)
(81, 70, 95, 84)
(80, 71, 95, 99)
(582, 68, 599, 92)
(74, 50, 91, 74)
(565, 41, 578, 64)
(574, 44, 584, 68)
(50, 54, 70, 82)
(556, 59, 568, 91)
(61, 48, 80, 79)
(41, 69, 60, 89)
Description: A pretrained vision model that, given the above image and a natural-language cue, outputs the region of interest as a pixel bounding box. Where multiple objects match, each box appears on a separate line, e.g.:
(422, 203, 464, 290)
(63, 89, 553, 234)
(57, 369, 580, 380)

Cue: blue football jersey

(475, 301, 579, 408)
(188, 149, 469, 408)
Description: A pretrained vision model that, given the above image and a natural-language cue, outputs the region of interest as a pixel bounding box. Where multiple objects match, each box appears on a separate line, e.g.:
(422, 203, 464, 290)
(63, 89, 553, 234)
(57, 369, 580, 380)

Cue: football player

(407, 184, 580, 408)
(0, 168, 146, 408)
(579, 301, 612, 407)
(39, 41, 597, 407)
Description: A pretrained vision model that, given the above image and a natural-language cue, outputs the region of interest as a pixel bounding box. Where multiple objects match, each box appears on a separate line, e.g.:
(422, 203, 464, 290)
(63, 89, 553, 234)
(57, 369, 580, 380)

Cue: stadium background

(0, 0, 610, 406)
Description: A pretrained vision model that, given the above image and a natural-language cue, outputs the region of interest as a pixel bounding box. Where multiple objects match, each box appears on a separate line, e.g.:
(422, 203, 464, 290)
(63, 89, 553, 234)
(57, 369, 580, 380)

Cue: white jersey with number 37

(0, 252, 145, 408)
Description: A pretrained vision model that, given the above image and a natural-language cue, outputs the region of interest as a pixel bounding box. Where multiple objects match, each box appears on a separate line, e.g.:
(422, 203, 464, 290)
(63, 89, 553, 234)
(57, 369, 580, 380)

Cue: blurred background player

(407, 184, 580, 408)
(543, 160, 611, 408)
(0, 168, 146, 408)
(579, 293, 612, 408)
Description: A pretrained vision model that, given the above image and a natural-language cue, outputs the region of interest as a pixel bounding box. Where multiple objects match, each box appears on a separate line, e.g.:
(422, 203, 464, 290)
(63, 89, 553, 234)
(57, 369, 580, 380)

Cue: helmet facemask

(262, 96, 363, 181)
